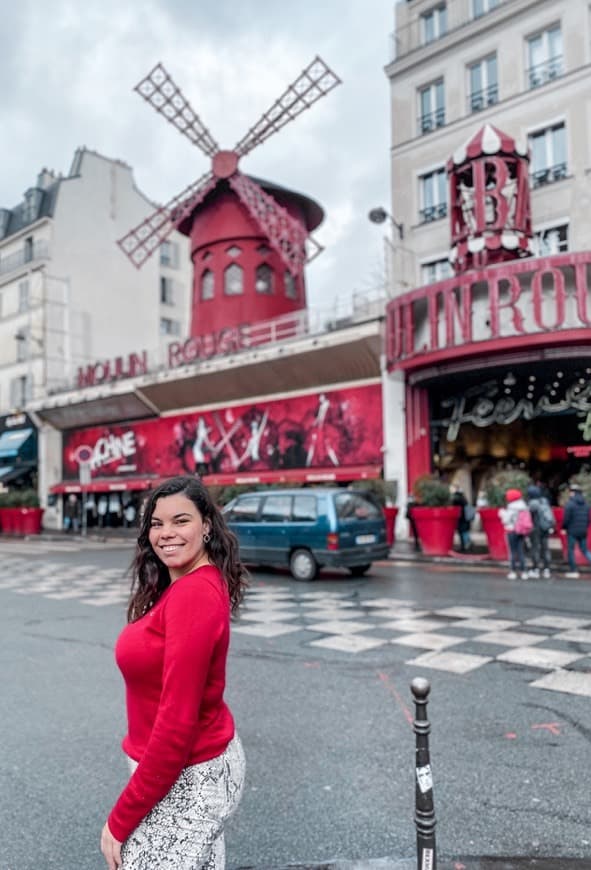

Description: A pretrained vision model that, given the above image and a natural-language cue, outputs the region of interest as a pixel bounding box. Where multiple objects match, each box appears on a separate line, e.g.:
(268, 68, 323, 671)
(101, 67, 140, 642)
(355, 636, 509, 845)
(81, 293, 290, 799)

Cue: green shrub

(19, 489, 40, 508)
(484, 468, 531, 507)
(413, 475, 451, 506)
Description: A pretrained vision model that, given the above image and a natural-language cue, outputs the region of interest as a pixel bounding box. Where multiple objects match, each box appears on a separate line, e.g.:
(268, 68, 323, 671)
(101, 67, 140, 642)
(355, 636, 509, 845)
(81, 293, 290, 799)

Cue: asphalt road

(1, 538, 590, 870)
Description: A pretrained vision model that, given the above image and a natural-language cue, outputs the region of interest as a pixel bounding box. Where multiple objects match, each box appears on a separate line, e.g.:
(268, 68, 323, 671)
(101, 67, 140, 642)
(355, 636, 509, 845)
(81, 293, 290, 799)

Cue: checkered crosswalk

(236, 587, 591, 698)
(0, 556, 129, 607)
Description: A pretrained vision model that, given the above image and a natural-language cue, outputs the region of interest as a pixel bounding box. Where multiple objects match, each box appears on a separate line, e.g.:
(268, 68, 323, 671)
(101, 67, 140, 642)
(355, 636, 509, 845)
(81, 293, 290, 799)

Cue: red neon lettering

(488, 274, 525, 337)
(444, 282, 473, 346)
(531, 268, 566, 329)
(574, 263, 591, 327)
(129, 352, 148, 377)
(473, 158, 510, 232)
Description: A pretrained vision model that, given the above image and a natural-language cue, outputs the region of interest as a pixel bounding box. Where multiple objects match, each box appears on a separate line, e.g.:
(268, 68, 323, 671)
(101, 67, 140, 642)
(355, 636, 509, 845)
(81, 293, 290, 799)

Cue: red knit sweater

(107, 565, 235, 843)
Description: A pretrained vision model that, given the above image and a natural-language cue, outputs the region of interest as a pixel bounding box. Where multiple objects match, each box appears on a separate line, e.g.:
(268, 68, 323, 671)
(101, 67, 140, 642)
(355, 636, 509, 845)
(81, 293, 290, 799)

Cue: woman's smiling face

(148, 493, 211, 581)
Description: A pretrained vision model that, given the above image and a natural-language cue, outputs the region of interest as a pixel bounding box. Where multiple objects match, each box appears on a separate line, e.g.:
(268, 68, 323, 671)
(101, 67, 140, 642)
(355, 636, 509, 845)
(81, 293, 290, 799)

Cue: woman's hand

(100, 822, 123, 870)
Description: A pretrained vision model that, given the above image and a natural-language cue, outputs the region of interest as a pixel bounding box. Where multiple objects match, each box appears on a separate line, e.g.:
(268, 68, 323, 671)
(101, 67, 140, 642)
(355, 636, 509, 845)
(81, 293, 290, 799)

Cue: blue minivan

(223, 487, 389, 581)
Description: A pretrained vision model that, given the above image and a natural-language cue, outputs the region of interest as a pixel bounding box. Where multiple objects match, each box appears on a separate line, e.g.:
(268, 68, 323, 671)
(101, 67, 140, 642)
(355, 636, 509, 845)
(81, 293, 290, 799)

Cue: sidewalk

(234, 857, 590, 869)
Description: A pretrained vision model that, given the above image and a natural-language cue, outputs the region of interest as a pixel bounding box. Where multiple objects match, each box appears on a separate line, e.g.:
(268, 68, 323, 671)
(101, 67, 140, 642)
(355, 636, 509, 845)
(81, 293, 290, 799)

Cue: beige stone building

(386, 0, 591, 293)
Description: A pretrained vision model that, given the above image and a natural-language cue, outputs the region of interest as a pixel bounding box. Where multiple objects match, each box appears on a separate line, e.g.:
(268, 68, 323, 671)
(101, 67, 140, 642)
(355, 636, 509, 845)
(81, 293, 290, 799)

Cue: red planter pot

(383, 506, 399, 547)
(0, 507, 19, 535)
(478, 507, 509, 560)
(18, 507, 44, 535)
(412, 506, 461, 556)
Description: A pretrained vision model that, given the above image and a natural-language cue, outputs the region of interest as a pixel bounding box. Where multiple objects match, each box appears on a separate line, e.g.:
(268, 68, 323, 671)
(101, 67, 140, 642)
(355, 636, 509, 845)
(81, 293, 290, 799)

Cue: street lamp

(368, 206, 404, 241)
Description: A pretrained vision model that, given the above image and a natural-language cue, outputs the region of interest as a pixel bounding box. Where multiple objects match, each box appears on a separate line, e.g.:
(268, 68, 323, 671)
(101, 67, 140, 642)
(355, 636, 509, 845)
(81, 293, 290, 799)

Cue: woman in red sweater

(101, 475, 248, 870)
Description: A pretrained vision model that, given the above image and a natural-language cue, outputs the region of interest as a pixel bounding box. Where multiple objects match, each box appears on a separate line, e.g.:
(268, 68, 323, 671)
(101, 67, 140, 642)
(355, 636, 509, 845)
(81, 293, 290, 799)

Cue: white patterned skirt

(121, 734, 245, 870)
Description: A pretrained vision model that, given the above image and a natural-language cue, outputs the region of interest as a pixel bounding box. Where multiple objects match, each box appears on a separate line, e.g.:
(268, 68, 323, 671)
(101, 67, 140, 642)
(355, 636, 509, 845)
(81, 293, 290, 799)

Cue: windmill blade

(233, 57, 341, 158)
(305, 234, 324, 264)
(229, 173, 308, 275)
(134, 63, 219, 158)
(118, 171, 216, 268)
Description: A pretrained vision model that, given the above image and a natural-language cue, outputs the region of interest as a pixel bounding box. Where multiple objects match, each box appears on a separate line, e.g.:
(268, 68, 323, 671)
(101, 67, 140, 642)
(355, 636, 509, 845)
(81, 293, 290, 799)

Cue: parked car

(222, 487, 389, 581)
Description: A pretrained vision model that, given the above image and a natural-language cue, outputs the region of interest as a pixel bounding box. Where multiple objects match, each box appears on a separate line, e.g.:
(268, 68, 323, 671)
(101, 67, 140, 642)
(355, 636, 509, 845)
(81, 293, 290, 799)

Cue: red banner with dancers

(61, 383, 383, 483)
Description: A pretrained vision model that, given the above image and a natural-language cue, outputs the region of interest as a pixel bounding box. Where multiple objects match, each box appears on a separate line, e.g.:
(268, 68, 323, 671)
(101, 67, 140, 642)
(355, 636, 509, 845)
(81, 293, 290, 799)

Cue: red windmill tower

(119, 58, 341, 340)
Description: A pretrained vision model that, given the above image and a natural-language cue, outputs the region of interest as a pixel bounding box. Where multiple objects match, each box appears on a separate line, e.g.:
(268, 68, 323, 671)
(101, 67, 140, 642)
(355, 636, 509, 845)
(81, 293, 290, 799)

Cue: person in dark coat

(562, 483, 591, 577)
(526, 484, 553, 579)
(452, 488, 472, 552)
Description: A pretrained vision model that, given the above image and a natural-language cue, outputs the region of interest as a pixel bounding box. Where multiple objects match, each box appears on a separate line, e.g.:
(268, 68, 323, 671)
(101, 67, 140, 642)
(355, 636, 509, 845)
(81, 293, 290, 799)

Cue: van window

(335, 492, 381, 520)
(261, 494, 292, 522)
(293, 494, 317, 522)
(227, 495, 262, 522)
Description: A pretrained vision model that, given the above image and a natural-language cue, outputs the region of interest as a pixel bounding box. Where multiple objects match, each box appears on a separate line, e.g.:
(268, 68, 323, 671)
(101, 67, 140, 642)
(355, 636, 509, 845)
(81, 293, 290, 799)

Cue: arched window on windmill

(285, 270, 298, 300)
(255, 263, 274, 294)
(201, 269, 214, 300)
(224, 263, 244, 296)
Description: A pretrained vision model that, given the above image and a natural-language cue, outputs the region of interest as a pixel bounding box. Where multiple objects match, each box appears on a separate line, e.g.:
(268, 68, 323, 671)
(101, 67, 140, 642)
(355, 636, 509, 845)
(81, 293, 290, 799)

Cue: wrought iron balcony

(468, 83, 498, 113)
(418, 107, 445, 135)
(419, 203, 448, 223)
(530, 162, 568, 189)
(527, 56, 563, 89)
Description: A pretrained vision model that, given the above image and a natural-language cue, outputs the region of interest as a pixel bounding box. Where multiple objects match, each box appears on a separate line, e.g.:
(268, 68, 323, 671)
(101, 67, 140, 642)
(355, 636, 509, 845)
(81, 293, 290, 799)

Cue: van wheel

(290, 549, 318, 582)
(349, 564, 371, 577)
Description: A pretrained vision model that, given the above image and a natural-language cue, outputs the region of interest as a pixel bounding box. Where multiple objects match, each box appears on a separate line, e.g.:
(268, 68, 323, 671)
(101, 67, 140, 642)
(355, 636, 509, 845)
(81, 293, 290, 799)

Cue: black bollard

(411, 677, 436, 870)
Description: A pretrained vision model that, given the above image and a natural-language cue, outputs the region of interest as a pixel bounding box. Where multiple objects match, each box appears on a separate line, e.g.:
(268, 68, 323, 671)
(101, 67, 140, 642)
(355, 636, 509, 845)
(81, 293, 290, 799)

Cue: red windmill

(119, 58, 341, 339)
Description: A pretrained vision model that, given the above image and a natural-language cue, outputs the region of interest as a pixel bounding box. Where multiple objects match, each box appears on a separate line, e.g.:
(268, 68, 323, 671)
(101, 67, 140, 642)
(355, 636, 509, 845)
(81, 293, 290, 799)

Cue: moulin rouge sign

(76, 325, 248, 388)
(386, 252, 591, 369)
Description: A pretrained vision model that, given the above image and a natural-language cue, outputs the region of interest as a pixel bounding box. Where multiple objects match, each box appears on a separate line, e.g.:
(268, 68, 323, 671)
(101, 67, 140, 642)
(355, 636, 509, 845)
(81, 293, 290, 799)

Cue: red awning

(50, 465, 382, 494)
(50, 477, 162, 494)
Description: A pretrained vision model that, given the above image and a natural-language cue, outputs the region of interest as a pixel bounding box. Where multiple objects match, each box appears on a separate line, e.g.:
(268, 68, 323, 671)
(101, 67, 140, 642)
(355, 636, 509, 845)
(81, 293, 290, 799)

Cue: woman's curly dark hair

(127, 476, 248, 622)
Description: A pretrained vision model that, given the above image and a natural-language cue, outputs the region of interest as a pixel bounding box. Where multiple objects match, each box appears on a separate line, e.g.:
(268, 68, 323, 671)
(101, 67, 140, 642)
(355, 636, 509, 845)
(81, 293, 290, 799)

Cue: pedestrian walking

(101, 475, 248, 870)
(526, 484, 554, 578)
(498, 488, 532, 580)
(561, 483, 591, 578)
(451, 487, 473, 552)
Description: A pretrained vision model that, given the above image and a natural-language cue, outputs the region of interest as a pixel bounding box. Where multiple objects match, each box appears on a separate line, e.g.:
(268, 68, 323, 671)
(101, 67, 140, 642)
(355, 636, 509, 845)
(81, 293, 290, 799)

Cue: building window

(531, 223, 569, 257)
(10, 375, 30, 407)
(18, 280, 30, 313)
(527, 25, 563, 89)
(419, 168, 447, 223)
(472, 0, 498, 18)
(24, 236, 33, 263)
(160, 276, 174, 305)
(15, 327, 28, 362)
(285, 271, 297, 300)
(160, 317, 180, 336)
(201, 269, 214, 300)
(529, 123, 567, 188)
(421, 258, 453, 284)
(421, 5, 447, 44)
(255, 264, 274, 294)
(224, 263, 243, 296)
(468, 55, 498, 112)
(226, 245, 242, 258)
(160, 240, 178, 268)
(418, 80, 445, 134)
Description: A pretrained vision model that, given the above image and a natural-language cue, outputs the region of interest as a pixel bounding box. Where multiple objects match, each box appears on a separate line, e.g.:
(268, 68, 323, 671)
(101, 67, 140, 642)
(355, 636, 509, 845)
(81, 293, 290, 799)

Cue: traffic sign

(74, 444, 93, 464)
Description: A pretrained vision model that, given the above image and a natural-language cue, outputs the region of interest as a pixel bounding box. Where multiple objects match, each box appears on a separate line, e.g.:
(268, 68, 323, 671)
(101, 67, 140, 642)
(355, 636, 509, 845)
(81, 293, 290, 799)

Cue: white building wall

(386, 0, 591, 292)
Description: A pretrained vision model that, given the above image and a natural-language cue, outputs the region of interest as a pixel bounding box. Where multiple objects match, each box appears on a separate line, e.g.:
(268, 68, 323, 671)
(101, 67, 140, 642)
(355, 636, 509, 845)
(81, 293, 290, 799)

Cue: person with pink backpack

(498, 488, 533, 580)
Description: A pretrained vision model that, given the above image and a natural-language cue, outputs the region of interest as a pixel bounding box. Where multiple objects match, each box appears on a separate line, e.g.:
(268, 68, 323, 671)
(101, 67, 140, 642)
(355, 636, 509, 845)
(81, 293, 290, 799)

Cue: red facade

(185, 184, 314, 339)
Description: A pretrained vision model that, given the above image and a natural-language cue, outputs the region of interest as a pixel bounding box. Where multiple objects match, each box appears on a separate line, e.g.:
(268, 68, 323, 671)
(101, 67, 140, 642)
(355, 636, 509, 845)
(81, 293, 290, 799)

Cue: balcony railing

(468, 83, 498, 113)
(418, 107, 445, 135)
(419, 203, 448, 223)
(530, 162, 568, 189)
(527, 55, 563, 89)
(0, 240, 50, 276)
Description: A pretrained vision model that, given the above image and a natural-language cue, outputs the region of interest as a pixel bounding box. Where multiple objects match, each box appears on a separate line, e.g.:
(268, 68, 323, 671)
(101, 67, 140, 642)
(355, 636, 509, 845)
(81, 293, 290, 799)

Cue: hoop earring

(203, 532, 211, 544)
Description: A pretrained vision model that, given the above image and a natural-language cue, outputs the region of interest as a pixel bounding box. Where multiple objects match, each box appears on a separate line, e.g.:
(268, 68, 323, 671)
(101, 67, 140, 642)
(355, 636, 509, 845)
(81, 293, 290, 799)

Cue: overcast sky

(2, 0, 396, 318)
